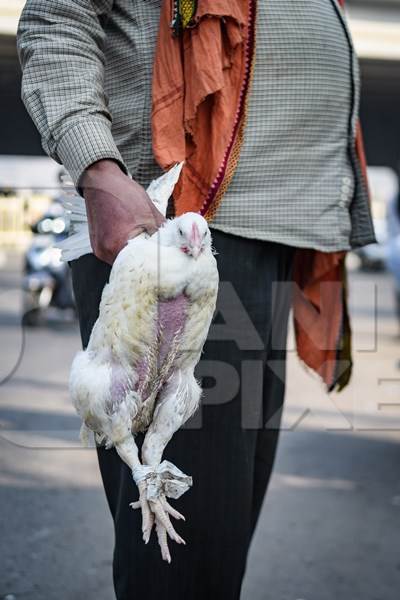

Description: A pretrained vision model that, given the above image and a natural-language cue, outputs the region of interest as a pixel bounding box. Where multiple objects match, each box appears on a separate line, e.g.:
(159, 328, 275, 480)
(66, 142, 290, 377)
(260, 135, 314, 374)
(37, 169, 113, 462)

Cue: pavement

(0, 252, 399, 600)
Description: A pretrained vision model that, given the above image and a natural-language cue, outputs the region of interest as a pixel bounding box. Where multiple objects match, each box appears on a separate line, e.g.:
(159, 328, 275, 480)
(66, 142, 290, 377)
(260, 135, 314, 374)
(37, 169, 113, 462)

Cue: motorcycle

(22, 201, 75, 326)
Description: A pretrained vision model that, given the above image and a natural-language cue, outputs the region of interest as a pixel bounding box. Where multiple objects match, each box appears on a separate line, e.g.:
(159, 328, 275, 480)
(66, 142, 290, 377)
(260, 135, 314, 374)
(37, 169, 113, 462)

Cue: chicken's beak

(190, 245, 201, 259)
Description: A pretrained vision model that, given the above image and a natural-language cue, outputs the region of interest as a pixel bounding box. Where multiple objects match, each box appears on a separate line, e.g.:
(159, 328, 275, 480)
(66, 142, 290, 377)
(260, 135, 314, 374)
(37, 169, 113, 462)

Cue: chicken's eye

(178, 228, 184, 236)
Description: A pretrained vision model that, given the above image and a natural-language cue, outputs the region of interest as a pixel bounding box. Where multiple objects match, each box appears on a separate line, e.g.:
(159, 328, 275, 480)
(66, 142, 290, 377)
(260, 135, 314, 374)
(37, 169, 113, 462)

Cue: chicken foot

(131, 370, 201, 562)
(114, 435, 185, 562)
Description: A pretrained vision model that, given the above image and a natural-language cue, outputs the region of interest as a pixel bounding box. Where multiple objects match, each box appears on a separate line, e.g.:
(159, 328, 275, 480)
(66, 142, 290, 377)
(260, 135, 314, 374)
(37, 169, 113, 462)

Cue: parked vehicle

(22, 201, 74, 326)
(386, 193, 400, 334)
(353, 167, 397, 271)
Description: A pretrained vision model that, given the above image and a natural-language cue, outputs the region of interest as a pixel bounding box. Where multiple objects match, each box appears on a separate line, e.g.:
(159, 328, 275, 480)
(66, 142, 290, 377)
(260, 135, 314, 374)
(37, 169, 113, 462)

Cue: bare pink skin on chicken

(110, 294, 188, 406)
(156, 294, 188, 366)
(108, 363, 130, 411)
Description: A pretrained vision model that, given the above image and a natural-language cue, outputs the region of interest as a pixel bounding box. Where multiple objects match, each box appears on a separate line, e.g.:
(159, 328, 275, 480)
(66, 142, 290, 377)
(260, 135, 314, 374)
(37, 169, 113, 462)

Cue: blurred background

(0, 1, 400, 599)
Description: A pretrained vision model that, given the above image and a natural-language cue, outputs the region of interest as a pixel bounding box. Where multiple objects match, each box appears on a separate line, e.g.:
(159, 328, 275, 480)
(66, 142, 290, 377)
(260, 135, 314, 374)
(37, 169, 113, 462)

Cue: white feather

(67, 177, 218, 557)
(70, 211, 218, 446)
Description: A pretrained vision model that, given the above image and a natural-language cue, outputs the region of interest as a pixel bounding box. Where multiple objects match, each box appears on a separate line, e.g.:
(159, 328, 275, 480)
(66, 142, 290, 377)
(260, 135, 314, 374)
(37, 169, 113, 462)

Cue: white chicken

(69, 209, 218, 562)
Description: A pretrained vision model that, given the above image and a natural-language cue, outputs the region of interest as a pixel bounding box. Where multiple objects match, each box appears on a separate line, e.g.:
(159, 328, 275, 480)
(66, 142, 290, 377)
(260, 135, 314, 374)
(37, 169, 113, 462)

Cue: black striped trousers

(71, 229, 294, 600)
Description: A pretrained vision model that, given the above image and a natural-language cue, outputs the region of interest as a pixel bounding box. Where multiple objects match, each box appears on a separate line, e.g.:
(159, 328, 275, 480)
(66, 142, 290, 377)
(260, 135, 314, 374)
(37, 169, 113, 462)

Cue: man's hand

(81, 159, 166, 264)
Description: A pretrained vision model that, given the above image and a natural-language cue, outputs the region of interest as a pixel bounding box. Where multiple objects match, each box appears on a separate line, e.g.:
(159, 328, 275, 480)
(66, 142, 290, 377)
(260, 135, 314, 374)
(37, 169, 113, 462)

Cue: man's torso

(101, 0, 374, 251)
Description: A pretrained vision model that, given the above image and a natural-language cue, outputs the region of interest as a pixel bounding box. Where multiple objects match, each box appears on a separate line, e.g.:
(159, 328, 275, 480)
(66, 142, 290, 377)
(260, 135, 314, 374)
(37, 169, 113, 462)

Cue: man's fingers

(126, 224, 147, 241)
(130, 216, 162, 238)
(143, 214, 166, 236)
(93, 244, 119, 265)
(148, 198, 167, 227)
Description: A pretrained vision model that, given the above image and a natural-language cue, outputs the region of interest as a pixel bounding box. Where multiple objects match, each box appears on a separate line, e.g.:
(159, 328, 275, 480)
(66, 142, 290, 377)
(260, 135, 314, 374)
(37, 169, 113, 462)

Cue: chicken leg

(131, 370, 201, 562)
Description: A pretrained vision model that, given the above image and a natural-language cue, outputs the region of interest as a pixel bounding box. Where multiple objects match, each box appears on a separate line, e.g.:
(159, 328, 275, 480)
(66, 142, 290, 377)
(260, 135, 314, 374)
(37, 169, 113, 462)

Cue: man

(17, 1, 375, 598)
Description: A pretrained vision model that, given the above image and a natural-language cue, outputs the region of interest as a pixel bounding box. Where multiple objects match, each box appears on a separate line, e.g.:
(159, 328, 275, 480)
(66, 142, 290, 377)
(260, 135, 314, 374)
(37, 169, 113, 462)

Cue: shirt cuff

(56, 118, 128, 188)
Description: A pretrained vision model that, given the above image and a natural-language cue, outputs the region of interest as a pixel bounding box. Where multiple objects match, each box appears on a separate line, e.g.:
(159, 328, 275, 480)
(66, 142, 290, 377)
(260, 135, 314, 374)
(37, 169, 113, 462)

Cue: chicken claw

(130, 485, 186, 560)
(129, 481, 154, 543)
(150, 497, 186, 545)
(156, 521, 171, 563)
(130, 461, 191, 560)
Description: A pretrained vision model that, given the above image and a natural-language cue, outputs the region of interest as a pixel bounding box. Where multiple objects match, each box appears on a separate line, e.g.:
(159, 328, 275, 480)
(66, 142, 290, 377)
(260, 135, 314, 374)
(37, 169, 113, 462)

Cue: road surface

(0, 253, 399, 600)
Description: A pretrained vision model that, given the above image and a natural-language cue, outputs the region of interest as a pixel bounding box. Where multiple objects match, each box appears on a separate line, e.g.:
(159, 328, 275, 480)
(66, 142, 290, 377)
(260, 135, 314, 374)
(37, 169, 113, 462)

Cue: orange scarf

(151, 0, 369, 391)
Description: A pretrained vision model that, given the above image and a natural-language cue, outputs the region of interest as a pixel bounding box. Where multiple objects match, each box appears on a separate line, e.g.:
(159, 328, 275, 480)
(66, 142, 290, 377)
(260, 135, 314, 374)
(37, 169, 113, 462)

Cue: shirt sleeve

(16, 0, 128, 187)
